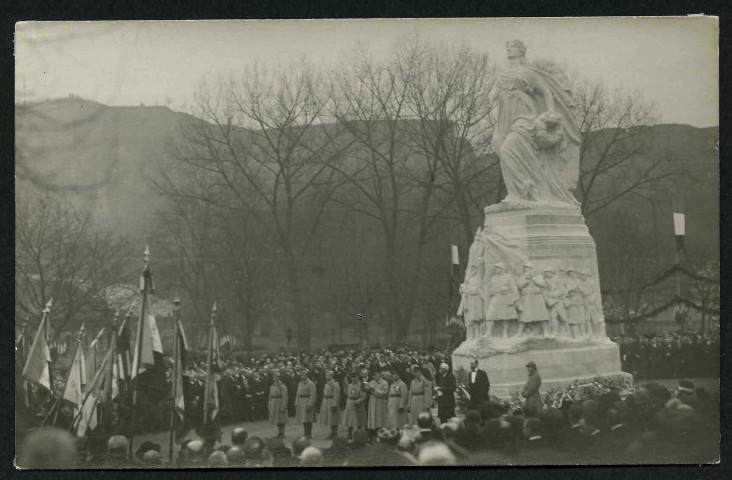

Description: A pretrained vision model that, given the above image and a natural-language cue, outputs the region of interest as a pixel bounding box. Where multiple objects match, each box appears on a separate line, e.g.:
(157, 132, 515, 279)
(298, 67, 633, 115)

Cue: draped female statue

(490, 39, 582, 210)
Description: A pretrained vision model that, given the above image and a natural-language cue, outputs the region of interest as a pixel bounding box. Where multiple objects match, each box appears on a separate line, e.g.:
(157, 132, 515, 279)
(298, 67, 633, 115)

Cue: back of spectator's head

(231, 427, 248, 445)
(465, 409, 482, 426)
(523, 417, 542, 438)
(291, 436, 311, 457)
(568, 403, 584, 424)
(352, 429, 370, 447)
(416, 441, 457, 465)
(185, 440, 206, 462)
(522, 404, 538, 418)
(135, 441, 161, 460)
(208, 450, 228, 467)
(141, 450, 162, 466)
(107, 435, 129, 457)
(226, 446, 245, 465)
(300, 446, 323, 466)
(17, 427, 77, 469)
(417, 410, 434, 429)
(538, 407, 563, 440)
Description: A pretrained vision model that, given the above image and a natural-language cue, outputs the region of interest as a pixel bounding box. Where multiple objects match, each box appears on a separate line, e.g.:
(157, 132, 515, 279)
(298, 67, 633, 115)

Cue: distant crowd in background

(614, 329, 720, 380)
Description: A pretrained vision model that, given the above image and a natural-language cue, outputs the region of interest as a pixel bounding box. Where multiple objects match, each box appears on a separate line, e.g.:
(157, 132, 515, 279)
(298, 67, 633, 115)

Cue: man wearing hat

(516, 262, 550, 337)
(434, 363, 457, 424)
(484, 262, 520, 338)
(542, 266, 567, 335)
(296, 369, 318, 439)
(521, 361, 542, 414)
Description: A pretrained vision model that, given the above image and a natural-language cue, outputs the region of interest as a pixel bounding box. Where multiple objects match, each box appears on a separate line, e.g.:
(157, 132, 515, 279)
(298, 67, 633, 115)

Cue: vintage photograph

(14, 18, 719, 468)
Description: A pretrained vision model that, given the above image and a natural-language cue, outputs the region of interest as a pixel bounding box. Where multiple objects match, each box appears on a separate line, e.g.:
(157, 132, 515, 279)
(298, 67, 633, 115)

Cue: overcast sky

(15, 17, 718, 127)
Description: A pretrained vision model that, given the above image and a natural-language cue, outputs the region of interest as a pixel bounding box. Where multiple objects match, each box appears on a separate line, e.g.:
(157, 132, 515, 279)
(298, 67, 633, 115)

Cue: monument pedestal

(452, 337, 631, 398)
(453, 205, 631, 398)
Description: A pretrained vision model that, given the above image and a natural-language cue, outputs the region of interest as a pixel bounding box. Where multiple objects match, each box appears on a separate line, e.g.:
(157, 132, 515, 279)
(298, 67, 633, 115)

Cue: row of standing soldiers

(267, 366, 452, 440)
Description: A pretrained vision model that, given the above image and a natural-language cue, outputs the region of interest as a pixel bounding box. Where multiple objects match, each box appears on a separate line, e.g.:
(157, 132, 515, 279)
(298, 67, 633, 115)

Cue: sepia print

(14, 18, 719, 468)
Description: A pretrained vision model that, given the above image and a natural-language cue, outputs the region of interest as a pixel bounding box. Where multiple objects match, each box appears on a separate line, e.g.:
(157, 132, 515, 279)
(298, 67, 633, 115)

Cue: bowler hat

(525, 361, 537, 369)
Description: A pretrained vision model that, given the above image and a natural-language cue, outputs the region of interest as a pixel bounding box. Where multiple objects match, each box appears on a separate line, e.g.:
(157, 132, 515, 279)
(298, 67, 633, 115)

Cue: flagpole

(44, 299, 54, 397)
(168, 295, 182, 463)
(129, 244, 153, 457)
(52, 324, 85, 426)
(203, 301, 216, 427)
(70, 345, 113, 433)
(67, 324, 87, 433)
(101, 310, 118, 434)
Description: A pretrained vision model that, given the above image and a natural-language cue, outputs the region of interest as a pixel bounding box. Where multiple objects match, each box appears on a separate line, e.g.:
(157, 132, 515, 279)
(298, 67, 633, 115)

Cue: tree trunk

(284, 253, 311, 351)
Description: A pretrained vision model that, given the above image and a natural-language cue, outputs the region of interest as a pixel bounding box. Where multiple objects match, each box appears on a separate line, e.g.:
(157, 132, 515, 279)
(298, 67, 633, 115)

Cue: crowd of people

(614, 329, 720, 380)
(177, 346, 455, 434)
(16, 328, 720, 468)
(18, 373, 719, 468)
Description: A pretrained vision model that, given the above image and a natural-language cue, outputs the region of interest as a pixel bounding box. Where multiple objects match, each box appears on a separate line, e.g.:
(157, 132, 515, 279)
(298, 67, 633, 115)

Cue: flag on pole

(74, 347, 113, 437)
(204, 327, 222, 422)
(22, 316, 52, 390)
(62, 325, 86, 416)
(131, 303, 164, 378)
(117, 316, 131, 382)
(175, 321, 188, 422)
(673, 198, 685, 257)
(84, 328, 105, 388)
(173, 320, 190, 442)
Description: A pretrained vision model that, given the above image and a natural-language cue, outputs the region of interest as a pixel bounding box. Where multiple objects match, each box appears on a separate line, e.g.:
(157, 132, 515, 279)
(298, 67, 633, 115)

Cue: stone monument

(452, 39, 631, 398)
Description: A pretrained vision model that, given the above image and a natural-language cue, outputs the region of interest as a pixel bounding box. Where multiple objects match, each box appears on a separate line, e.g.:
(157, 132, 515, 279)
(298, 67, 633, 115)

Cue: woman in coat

(268, 370, 288, 438)
(366, 372, 389, 432)
(408, 368, 433, 425)
(318, 370, 341, 439)
(342, 373, 367, 439)
(386, 370, 409, 429)
(295, 369, 317, 438)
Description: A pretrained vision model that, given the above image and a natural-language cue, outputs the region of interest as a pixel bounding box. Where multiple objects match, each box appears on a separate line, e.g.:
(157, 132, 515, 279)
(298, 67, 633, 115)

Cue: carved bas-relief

(452, 40, 631, 398)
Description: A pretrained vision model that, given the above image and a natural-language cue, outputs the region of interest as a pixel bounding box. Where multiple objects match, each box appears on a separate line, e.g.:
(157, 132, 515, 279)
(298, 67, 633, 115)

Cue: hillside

(15, 98, 719, 269)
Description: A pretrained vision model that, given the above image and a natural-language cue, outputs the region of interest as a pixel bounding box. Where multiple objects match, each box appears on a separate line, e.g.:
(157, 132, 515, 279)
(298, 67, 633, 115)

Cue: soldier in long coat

(458, 265, 487, 340)
(516, 262, 551, 337)
(579, 269, 604, 338)
(366, 371, 389, 433)
(485, 262, 520, 338)
(563, 266, 586, 338)
(543, 266, 568, 335)
(521, 361, 543, 414)
(408, 367, 433, 425)
(342, 373, 367, 439)
(295, 369, 317, 438)
(386, 370, 409, 429)
(318, 370, 341, 439)
(268, 370, 288, 438)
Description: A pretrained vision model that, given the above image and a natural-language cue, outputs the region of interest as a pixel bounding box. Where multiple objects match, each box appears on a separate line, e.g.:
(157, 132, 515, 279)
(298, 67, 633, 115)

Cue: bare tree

(329, 41, 454, 341)
(15, 195, 132, 333)
(402, 41, 500, 247)
(158, 63, 351, 349)
(573, 79, 679, 217)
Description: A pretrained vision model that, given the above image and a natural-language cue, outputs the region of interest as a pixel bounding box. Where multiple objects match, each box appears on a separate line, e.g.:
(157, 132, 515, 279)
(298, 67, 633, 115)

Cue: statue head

(506, 39, 527, 59)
